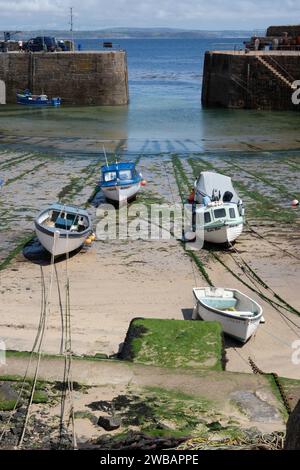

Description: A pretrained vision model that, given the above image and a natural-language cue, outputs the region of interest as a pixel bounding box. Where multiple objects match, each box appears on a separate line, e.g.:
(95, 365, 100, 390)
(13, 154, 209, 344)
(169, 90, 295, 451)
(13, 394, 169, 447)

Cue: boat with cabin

(192, 287, 264, 343)
(100, 161, 143, 203)
(35, 203, 92, 256)
(16, 90, 61, 107)
(189, 171, 244, 244)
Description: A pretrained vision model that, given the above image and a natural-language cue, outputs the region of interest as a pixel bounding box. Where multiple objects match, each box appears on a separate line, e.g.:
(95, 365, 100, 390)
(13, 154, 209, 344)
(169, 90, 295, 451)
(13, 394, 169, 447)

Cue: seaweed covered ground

(119, 318, 225, 371)
(0, 137, 299, 448)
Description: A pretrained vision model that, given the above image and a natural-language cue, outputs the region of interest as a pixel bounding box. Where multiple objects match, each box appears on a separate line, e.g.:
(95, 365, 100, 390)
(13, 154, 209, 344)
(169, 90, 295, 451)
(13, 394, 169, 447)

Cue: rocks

(285, 400, 300, 450)
(93, 431, 187, 451)
(0, 383, 19, 402)
(97, 416, 121, 431)
(231, 390, 282, 423)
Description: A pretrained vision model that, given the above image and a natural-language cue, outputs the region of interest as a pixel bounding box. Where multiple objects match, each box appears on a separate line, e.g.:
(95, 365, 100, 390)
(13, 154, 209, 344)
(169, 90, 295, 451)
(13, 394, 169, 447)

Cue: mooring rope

(18, 232, 58, 448)
(0, 266, 46, 443)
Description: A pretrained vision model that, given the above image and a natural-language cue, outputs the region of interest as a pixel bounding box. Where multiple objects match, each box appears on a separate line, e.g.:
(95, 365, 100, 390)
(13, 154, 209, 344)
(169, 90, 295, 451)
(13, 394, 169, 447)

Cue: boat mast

(70, 6, 74, 48)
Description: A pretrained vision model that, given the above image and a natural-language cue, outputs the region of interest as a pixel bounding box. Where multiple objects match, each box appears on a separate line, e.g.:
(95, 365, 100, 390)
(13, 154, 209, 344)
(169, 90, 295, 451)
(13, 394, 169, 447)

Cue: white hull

(102, 182, 141, 203)
(204, 223, 243, 244)
(192, 287, 263, 343)
(193, 303, 261, 342)
(35, 227, 88, 257)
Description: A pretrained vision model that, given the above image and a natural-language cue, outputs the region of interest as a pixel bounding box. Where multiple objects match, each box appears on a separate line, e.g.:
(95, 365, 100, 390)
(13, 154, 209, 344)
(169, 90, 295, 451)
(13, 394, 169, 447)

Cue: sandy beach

(0, 150, 299, 380)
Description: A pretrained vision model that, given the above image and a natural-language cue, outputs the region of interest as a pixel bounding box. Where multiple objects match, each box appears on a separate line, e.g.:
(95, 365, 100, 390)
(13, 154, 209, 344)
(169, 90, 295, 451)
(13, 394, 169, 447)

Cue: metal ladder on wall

(257, 55, 297, 90)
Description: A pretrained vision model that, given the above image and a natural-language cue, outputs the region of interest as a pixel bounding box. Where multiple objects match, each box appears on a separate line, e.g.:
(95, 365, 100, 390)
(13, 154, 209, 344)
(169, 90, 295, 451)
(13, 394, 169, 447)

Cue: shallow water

(0, 38, 299, 260)
(1, 38, 300, 152)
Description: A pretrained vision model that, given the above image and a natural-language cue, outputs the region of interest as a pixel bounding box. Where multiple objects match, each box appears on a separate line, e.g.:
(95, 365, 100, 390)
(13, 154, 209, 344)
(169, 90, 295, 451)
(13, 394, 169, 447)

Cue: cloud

(0, 0, 300, 30)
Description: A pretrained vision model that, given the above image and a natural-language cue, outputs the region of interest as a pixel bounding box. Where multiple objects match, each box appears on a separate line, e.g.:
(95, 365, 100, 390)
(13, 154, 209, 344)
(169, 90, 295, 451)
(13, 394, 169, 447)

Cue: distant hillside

(0, 28, 264, 40)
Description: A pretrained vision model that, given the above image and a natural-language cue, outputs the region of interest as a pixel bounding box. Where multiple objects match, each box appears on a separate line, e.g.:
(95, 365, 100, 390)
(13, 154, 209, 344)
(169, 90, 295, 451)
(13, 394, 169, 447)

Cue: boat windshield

(214, 208, 226, 219)
(104, 171, 117, 182)
(119, 169, 132, 180)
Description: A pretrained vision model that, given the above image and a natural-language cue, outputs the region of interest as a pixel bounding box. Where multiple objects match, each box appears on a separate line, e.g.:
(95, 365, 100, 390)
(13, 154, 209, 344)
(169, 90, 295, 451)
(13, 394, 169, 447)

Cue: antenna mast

(70, 7, 73, 33)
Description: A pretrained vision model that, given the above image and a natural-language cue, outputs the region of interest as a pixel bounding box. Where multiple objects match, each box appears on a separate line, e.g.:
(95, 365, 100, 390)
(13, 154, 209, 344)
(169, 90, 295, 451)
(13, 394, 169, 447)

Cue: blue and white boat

(100, 162, 143, 203)
(16, 90, 61, 107)
(35, 203, 92, 256)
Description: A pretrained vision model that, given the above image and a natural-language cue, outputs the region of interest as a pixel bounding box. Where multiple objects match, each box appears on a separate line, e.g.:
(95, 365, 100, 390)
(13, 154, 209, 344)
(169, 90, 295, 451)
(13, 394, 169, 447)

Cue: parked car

(56, 40, 67, 51)
(24, 36, 57, 52)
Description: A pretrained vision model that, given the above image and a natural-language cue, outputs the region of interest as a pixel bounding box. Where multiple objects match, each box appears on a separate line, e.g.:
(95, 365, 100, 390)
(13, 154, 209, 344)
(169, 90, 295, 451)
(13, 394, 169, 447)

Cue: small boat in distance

(100, 161, 143, 204)
(192, 287, 264, 343)
(35, 203, 92, 256)
(16, 90, 61, 107)
(187, 171, 244, 245)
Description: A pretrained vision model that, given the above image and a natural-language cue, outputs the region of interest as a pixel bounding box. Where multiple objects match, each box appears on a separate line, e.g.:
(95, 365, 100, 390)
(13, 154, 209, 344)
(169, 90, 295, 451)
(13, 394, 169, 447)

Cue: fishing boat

(100, 161, 143, 203)
(192, 287, 264, 343)
(35, 203, 92, 256)
(188, 171, 244, 244)
(16, 90, 61, 107)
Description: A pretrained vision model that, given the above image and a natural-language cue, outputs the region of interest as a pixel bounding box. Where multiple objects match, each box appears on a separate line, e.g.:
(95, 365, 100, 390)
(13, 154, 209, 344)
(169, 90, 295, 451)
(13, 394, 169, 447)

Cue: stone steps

(257, 56, 297, 90)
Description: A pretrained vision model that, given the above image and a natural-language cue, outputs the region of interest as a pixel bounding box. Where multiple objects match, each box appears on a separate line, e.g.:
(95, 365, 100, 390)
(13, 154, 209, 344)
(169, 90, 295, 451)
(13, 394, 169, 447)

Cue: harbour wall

(201, 51, 300, 110)
(0, 51, 129, 105)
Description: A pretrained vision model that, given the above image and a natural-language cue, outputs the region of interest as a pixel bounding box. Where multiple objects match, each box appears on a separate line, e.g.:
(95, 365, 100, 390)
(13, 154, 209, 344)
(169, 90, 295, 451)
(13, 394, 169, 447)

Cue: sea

(1, 37, 300, 154)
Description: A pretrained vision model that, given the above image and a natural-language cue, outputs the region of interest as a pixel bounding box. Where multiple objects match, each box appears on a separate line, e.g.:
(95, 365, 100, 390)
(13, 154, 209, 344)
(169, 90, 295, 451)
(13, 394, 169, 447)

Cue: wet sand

(0, 146, 300, 379)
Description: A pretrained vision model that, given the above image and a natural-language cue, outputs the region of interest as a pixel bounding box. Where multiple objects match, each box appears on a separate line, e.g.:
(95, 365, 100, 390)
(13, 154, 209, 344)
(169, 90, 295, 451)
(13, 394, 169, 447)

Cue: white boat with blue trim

(100, 161, 143, 203)
(35, 203, 92, 256)
(192, 287, 264, 343)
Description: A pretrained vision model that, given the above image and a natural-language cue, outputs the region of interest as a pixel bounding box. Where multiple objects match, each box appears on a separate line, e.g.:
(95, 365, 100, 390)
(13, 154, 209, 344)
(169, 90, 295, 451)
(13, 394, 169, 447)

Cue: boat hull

(17, 95, 61, 107)
(192, 299, 261, 343)
(204, 222, 243, 244)
(102, 182, 141, 203)
(35, 225, 89, 257)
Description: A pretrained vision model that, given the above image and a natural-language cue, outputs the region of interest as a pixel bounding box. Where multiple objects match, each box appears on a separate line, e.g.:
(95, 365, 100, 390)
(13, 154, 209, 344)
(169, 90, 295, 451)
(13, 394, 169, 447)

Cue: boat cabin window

(104, 171, 117, 182)
(119, 169, 132, 180)
(214, 208, 226, 219)
(229, 207, 236, 218)
(204, 212, 211, 223)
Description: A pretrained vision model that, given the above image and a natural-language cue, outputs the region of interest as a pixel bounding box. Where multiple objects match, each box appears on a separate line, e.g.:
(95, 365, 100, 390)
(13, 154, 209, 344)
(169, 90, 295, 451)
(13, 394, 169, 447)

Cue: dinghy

(192, 287, 263, 343)
(35, 203, 92, 256)
(188, 171, 244, 244)
(17, 90, 61, 107)
(100, 161, 143, 203)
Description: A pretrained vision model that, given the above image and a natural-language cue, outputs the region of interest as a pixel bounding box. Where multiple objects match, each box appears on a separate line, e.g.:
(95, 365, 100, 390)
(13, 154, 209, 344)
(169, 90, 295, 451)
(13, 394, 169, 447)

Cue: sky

(0, 0, 300, 30)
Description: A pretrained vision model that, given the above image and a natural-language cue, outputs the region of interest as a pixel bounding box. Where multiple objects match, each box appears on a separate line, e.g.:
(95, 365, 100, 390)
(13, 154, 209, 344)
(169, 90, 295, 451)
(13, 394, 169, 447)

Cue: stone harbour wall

(0, 51, 129, 105)
(201, 51, 300, 111)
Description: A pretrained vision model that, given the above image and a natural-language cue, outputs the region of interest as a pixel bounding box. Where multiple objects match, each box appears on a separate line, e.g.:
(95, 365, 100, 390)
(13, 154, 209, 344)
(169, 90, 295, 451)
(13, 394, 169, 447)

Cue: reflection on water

(1, 38, 300, 153)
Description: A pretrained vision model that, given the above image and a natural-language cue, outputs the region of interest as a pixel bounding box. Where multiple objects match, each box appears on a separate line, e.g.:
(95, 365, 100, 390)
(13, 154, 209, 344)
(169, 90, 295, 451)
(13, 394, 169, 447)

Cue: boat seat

(224, 310, 256, 317)
(55, 217, 73, 230)
(202, 298, 237, 310)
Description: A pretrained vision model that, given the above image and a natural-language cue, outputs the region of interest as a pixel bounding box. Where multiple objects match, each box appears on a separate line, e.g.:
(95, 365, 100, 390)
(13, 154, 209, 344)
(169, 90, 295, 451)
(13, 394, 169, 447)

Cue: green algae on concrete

(120, 318, 224, 371)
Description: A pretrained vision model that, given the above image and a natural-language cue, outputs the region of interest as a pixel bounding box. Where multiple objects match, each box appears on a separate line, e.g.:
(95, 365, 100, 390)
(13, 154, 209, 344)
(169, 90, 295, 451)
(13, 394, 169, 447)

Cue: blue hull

(16, 94, 61, 107)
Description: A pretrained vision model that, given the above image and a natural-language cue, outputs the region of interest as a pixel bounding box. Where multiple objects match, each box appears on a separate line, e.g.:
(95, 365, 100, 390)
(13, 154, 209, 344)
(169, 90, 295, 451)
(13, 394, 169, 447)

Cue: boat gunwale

(192, 287, 263, 322)
(35, 206, 92, 239)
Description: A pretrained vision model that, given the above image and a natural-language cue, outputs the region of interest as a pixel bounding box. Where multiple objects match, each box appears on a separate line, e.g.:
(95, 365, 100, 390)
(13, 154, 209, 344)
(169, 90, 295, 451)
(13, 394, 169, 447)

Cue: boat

(188, 171, 244, 244)
(100, 161, 143, 203)
(16, 90, 61, 107)
(192, 287, 264, 343)
(35, 203, 92, 256)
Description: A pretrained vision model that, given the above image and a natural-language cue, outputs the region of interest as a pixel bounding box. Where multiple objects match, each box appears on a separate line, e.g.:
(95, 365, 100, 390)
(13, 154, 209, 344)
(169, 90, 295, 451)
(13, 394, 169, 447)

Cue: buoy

(84, 238, 92, 245)
(184, 231, 196, 242)
(188, 189, 195, 203)
(141, 180, 147, 186)
(291, 199, 299, 207)
(89, 233, 96, 241)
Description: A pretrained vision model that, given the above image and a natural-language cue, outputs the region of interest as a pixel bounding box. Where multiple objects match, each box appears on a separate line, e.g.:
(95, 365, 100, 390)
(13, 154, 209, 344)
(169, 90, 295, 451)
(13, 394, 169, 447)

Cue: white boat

(100, 162, 143, 204)
(190, 171, 245, 244)
(192, 287, 263, 343)
(35, 203, 92, 256)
